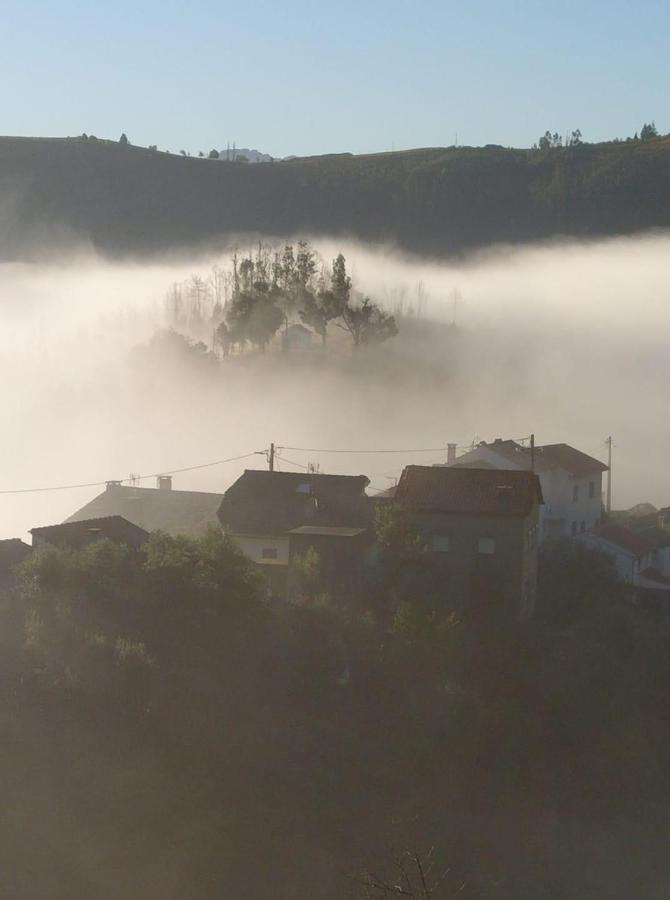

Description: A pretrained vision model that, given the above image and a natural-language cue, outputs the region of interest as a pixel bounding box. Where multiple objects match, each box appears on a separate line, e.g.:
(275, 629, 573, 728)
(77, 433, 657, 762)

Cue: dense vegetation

(166, 240, 397, 353)
(1, 133, 670, 259)
(2, 531, 670, 898)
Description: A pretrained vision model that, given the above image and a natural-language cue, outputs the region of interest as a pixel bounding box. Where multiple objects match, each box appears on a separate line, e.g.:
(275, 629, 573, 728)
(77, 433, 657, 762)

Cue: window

(432, 535, 450, 553)
(589, 480, 595, 499)
(296, 482, 311, 494)
(571, 521, 577, 536)
(572, 484, 579, 502)
(478, 537, 496, 555)
(261, 547, 278, 560)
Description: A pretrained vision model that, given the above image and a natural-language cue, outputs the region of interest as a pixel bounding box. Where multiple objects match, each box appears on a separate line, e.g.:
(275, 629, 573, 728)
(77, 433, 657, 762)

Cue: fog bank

(2, 233, 669, 539)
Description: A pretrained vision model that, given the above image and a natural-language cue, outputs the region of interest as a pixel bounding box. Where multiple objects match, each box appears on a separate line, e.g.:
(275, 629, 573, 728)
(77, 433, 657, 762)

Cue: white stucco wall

(233, 534, 289, 566)
(450, 447, 604, 541)
(542, 471, 603, 539)
(578, 532, 652, 584)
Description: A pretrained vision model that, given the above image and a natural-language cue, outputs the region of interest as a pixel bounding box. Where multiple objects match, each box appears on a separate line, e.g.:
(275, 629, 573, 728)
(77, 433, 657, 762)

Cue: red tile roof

(395, 466, 543, 517)
(592, 524, 654, 557)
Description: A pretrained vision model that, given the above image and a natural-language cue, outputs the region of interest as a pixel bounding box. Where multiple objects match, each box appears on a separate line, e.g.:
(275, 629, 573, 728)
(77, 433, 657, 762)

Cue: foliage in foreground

(3, 530, 670, 898)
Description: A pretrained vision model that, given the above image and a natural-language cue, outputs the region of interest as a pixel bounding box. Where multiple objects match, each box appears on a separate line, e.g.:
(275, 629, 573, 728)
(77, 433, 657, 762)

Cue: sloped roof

(65, 484, 224, 536)
(219, 470, 371, 535)
(395, 466, 543, 517)
(591, 524, 654, 557)
(0, 538, 31, 568)
(31, 515, 149, 550)
(470, 439, 608, 476)
(534, 444, 608, 476)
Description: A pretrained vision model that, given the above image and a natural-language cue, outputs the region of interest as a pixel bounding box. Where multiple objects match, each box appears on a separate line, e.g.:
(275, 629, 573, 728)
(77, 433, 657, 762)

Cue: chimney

(157, 475, 172, 491)
(447, 443, 457, 465)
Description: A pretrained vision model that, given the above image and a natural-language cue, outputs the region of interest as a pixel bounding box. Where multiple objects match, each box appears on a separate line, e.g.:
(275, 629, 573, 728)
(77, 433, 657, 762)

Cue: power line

(0, 451, 264, 496)
(279, 445, 450, 455)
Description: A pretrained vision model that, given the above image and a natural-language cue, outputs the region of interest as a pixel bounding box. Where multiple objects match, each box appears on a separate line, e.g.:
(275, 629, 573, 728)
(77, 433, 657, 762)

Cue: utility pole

(606, 436, 613, 513)
(268, 442, 275, 473)
(530, 433, 535, 473)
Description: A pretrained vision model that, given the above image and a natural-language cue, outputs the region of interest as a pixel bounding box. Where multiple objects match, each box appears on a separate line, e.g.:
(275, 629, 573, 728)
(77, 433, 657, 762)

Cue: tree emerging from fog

(165, 240, 398, 355)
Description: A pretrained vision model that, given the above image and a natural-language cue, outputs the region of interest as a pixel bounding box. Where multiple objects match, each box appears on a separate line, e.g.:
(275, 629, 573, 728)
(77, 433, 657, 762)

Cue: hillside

(1, 135, 670, 259)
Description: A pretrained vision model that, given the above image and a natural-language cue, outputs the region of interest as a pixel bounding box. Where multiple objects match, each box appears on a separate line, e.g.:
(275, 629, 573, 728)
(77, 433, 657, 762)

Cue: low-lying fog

(2, 233, 669, 540)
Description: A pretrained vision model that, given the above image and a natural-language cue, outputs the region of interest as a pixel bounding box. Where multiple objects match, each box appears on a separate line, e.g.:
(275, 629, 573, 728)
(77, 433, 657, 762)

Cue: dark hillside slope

(1, 136, 669, 258)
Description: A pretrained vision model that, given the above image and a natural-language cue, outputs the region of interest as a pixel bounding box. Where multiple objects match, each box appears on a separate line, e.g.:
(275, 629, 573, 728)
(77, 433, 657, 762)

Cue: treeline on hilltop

(3, 519, 670, 897)
(164, 240, 397, 354)
(2, 129, 670, 259)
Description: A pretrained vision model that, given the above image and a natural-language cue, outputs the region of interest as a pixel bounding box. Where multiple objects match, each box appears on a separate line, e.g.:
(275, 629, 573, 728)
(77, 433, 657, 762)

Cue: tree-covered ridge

(1, 132, 670, 259)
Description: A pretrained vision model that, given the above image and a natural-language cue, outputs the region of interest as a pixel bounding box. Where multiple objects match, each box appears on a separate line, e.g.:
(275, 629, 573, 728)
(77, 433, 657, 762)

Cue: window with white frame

(432, 534, 450, 553)
(478, 537, 496, 555)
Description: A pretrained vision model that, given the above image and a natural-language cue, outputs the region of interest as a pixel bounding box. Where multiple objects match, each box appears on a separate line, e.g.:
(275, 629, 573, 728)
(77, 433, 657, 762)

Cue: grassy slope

(0, 135, 669, 258)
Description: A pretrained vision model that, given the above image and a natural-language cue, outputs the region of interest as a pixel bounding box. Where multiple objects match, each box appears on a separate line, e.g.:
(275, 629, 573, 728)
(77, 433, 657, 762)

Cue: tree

(538, 130, 563, 150)
(119, 133, 129, 145)
(640, 121, 658, 141)
(208, 149, 219, 159)
(569, 129, 582, 146)
(339, 296, 398, 348)
(214, 320, 231, 357)
(225, 250, 284, 351)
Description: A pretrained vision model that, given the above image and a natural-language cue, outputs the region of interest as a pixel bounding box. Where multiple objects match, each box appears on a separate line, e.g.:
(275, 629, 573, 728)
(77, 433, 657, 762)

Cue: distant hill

(1, 135, 670, 259)
(217, 148, 273, 163)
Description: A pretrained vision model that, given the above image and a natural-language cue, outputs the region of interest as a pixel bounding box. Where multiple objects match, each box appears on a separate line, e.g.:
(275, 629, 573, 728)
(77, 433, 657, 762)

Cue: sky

(1, 0, 668, 157)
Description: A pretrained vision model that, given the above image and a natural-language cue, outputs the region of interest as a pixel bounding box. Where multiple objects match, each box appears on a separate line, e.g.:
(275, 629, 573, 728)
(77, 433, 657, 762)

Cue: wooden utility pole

(268, 442, 275, 473)
(606, 436, 613, 513)
(530, 433, 535, 473)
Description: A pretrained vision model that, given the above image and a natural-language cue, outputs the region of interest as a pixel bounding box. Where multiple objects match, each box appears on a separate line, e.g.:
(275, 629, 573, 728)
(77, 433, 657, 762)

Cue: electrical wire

(279, 445, 450, 455)
(0, 451, 265, 495)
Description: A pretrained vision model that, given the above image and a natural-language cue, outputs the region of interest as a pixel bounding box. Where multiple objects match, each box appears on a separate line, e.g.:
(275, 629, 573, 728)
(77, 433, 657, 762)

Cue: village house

(0, 539, 31, 591)
(217, 470, 371, 599)
(30, 516, 149, 551)
(65, 477, 224, 536)
(445, 439, 608, 541)
(577, 523, 670, 597)
(394, 465, 543, 619)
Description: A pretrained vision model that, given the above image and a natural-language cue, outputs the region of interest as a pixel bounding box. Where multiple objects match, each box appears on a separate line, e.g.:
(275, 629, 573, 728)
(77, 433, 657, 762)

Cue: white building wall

(545, 472, 603, 539)
(578, 532, 652, 584)
(233, 534, 290, 566)
(450, 447, 604, 542)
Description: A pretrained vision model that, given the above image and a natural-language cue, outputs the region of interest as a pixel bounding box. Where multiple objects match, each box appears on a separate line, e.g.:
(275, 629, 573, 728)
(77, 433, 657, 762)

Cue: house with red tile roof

(577, 524, 657, 587)
(394, 466, 543, 619)
(445, 438, 608, 542)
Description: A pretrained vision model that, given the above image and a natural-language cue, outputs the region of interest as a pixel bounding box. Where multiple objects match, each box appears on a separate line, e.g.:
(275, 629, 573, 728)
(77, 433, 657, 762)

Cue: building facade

(446, 439, 607, 541)
(395, 465, 543, 619)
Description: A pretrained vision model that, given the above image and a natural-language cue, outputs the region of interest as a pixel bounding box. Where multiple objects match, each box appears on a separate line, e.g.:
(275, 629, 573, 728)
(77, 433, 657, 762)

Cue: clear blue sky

(2, 0, 668, 157)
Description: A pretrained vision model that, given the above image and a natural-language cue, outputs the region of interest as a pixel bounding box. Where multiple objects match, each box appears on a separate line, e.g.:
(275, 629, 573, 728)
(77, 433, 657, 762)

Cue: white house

(445, 439, 608, 542)
(578, 524, 654, 585)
